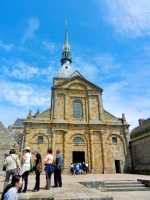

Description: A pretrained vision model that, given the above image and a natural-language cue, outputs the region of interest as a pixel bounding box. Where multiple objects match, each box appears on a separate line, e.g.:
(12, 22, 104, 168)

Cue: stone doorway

(72, 151, 85, 163)
(115, 160, 121, 173)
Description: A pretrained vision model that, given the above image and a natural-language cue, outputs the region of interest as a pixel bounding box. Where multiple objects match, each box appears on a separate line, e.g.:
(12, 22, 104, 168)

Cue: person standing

(18, 147, 31, 193)
(79, 162, 83, 175)
(32, 150, 42, 192)
(3, 149, 20, 190)
(1, 175, 22, 200)
(75, 163, 79, 175)
(54, 149, 63, 187)
(70, 163, 74, 175)
(44, 148, 53, 189)
(82, 162, 86, 175)
(85, 162, 88, 174)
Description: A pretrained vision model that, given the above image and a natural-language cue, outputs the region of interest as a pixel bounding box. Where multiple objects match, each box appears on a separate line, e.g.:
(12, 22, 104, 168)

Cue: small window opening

(112, 137, 117, 143)
(38, 136, 43, 143)
(73, 137, 84, 143)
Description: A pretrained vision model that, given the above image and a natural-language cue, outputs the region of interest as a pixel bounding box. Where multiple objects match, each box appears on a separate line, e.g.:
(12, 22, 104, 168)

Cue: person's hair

(56, 149, 60, 153)
(47, 148, 52, 154)
(9, 149, 16, 154)
(1, 175, 21, 200)
(26, 149, 30, 153)
(32, 150, 37, 154)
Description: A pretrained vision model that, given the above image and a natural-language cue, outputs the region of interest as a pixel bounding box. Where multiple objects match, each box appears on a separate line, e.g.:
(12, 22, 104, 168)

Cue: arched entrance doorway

(72, 151, 85, 163)
(72, 137, 85, 163)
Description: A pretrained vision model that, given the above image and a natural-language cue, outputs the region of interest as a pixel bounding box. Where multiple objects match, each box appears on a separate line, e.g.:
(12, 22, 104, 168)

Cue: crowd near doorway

(73, 151, 85, 163)
(115, 160, 121, 173)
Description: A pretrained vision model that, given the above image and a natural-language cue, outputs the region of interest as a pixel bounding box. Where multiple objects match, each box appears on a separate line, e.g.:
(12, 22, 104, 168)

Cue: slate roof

(56, 61, 74, 78)
(12, 118, 26, 127)
(68, 70, 83, 79)
(7, 129, 20, 144)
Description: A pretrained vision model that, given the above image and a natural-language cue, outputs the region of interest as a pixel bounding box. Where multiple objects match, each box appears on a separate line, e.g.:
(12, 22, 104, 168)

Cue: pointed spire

(61, 21, 72, 65)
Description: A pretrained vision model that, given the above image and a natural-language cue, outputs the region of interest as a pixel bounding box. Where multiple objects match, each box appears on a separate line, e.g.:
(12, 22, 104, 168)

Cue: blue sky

(0, 0, 150, 131)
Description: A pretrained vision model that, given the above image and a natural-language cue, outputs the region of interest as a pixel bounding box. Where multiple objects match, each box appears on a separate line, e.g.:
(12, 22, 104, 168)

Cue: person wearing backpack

(3, 149, 20, 190)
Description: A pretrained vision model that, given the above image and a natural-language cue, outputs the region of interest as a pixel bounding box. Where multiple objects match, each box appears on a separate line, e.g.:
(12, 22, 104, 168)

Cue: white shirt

(24, 152, 31, 163)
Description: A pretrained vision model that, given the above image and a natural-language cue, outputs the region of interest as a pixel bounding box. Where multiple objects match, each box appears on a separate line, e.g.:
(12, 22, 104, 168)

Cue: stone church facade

(21, 27, 131, 174)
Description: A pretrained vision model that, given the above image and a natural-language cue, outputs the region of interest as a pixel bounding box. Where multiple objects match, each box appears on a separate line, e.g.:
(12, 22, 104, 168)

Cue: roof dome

(56, 61, 74, 78)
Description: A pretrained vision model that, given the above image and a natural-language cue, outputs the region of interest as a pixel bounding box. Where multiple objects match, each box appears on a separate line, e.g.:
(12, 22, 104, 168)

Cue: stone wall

(0, 122, 19, 171)
(130, 119, 150, 174)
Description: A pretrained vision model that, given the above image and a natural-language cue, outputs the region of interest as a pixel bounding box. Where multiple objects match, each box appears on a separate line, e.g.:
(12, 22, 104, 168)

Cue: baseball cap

(23, 147, 30, 151)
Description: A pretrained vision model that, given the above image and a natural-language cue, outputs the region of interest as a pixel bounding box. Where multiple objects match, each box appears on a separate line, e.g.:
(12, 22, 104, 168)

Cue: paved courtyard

(0, 173, 150, 199)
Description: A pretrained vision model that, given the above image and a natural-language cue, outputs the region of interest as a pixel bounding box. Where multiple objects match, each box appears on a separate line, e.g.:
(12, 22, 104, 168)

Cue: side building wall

(130, 119, 150, 175)
(0, 122, 19, 172)
(130, 135, 150, 174)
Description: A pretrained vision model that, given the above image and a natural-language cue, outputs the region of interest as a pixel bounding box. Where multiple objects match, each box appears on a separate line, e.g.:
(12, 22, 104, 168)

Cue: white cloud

(102, 0, 150, 37)
(0, 81, 50, 108)
(95, 54, 122, 72)
(1, 59, 57, 81)
(22, 18, 40, 44)
(102, 79, 150, 131)
(0, 40, 12, 51)
(42, 41, 56, 53)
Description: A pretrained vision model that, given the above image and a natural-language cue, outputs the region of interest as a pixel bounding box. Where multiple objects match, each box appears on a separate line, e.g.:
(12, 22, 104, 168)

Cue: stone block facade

(22, 75, 131, 174)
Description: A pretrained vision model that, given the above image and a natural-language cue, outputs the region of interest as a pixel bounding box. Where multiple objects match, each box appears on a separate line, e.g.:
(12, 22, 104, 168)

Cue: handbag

(30, 165, 35, 173)
(35, 162, 42, 173)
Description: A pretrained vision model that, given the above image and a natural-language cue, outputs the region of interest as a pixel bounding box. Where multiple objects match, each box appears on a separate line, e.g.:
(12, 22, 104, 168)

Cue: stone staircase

(105, 181, 150, 192)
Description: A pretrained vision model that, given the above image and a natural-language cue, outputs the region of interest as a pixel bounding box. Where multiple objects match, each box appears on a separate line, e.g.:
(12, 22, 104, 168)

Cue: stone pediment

(53, 75, 103, 92)
(103, 110, 118, 121)
(27, 108, 51, 122)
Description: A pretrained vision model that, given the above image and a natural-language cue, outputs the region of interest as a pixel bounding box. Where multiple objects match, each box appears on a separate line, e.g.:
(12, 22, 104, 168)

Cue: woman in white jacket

(18, 147, 31, 193)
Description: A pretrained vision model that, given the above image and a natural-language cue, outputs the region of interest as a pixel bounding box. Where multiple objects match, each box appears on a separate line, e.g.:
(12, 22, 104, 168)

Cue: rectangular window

(38, 136, 43, 143)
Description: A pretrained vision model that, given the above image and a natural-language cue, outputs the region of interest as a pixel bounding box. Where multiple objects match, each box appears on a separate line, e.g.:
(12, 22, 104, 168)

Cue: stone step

(105, 181, 141, 185)
(106, 187, 150, 192)
(106, 184, 144, 188)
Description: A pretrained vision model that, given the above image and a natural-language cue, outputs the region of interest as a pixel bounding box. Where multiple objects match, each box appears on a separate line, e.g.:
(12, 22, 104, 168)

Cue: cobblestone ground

(0, 173, 150, 199)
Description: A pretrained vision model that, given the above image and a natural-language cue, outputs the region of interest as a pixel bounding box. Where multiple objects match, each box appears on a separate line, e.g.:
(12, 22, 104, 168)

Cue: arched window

(73, 100, 83, 118)
(38, 136, 43, 143)
(73, 137, 84, 143)
(112, 137, 117, 144)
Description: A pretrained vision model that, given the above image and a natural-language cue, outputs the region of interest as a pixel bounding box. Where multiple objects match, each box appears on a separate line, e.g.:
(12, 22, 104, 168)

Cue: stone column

(53, 93, 57, 119)
(100, 130, 105, 174)
(63, 131, 67, 173)
(88, 95, 91, 121)
(51, 129, 55, 152)
(90, 130, 94, 173)
(64, 93, 68, 120)
(98, 93, 103, 120)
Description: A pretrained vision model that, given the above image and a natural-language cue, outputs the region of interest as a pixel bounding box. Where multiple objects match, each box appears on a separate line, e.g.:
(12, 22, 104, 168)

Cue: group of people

(1, 147, 63, 200)
(70, 162, 88, 175)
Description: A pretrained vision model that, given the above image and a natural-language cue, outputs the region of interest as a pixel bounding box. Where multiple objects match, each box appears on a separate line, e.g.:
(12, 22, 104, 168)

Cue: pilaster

(90, 130, 94, 173)
(63, 131, 67, 173)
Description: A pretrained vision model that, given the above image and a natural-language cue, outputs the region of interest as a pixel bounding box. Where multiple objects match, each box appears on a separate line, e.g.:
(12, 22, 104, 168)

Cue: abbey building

(18, 27, 131, 174)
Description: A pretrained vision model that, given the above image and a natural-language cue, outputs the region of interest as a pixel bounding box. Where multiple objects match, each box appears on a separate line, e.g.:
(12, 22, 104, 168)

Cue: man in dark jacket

(32, 150, 42, 192)
(54, 149, 63, 187)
